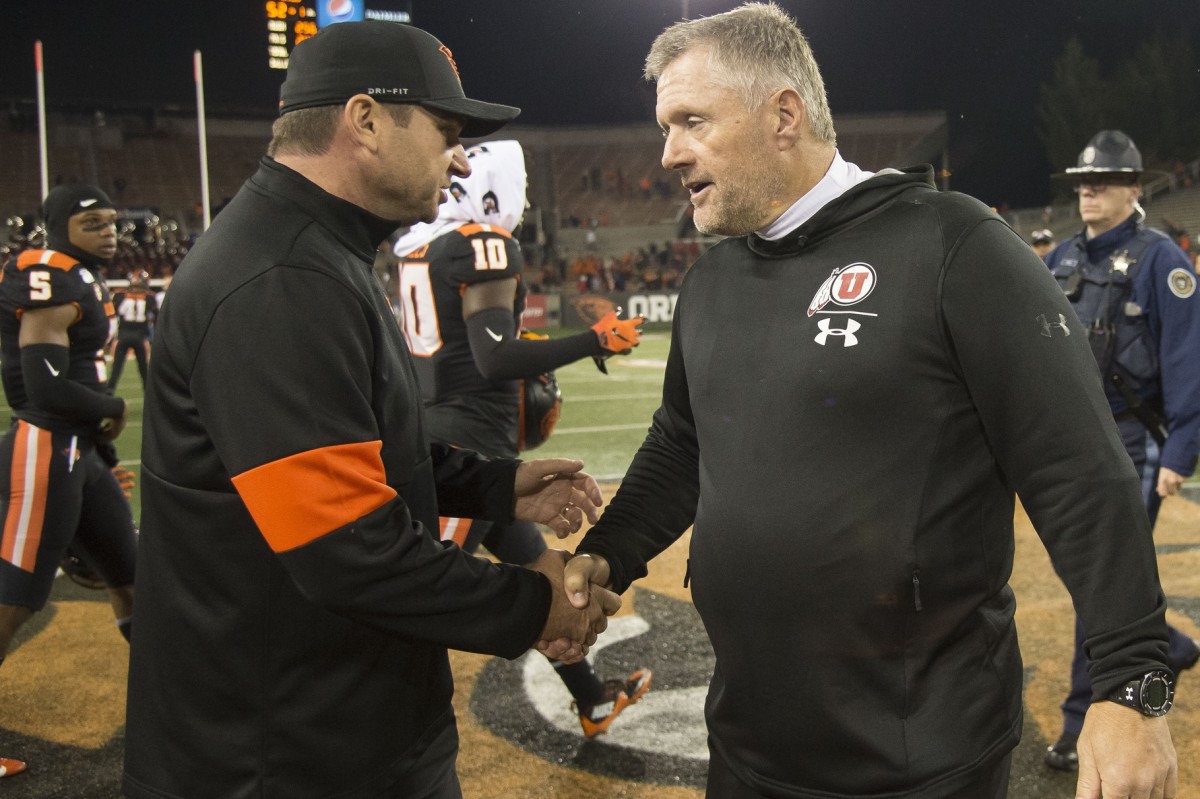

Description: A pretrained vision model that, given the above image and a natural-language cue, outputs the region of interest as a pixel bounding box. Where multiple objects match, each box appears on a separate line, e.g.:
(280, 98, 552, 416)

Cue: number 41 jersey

(396, 223, 526, 406)
(0, 248, 116, 431)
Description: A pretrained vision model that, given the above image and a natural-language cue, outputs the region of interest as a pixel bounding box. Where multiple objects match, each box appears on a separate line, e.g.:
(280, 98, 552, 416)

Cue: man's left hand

(1156, 467, 1185, 499)
(1075, 702, 1177, 799)
(513, 458, 602, 538)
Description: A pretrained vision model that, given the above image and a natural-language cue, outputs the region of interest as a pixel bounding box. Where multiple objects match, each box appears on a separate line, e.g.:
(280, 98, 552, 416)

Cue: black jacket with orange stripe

(576, 166, 1170, 798)
(125, 158, 553, 798)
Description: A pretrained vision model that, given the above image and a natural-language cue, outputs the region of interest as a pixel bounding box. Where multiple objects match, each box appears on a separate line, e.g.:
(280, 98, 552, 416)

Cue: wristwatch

(1106, 670, 1174, 717)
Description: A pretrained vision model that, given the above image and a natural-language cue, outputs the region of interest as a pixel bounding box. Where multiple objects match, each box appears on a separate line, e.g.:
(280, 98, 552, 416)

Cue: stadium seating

(3, 109, 948, 242)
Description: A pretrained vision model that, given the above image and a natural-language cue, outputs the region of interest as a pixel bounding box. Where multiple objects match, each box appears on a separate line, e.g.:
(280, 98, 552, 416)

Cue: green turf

(106, 333, 666, 526)
(531, 332, 668, 482)
(112, 376, 145, 524)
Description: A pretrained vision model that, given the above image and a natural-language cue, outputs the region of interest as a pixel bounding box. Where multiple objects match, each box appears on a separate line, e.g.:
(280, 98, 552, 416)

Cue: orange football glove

(591, 309, 646, 355)
(112, 465, 136, 501)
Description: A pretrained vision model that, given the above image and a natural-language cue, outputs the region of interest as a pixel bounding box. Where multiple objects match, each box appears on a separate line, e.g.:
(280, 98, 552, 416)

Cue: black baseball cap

(278, 20, 520, 138)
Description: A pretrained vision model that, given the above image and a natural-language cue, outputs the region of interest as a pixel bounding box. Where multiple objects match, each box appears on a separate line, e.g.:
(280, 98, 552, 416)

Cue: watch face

(1141, 672, 1173, 716)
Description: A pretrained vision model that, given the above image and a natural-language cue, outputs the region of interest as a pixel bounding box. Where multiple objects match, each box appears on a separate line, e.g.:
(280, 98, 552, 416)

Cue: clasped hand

(527, 549, 620, 664)
(514, 459, 615, 662)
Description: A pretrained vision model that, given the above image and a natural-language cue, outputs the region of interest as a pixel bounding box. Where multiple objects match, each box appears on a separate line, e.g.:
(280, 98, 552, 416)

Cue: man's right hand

(563, 553, 612, 610)
(527, 549, 620, 663)
(591, 310, 646, 354)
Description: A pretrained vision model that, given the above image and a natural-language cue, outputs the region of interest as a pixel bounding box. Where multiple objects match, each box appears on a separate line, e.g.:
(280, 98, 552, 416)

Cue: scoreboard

(264, 0, 413, 70)
(265, 1, 317, 70)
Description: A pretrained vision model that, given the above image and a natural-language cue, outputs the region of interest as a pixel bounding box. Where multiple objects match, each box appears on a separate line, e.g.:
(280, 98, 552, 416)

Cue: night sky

(3, 0, 1199, 208)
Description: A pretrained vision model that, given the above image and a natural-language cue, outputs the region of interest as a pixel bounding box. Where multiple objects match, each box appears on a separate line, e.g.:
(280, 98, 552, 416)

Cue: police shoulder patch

(1167, 267, 1196, 299)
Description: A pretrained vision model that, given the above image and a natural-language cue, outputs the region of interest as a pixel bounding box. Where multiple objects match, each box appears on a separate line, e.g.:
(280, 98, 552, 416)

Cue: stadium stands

(2, 109, 949, 247)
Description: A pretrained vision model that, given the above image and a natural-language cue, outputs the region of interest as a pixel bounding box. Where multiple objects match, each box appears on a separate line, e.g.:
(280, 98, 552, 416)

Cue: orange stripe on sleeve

(438, 516, 472, 547)
(455, 223, 511, 239)
(230, 440, 398, 553)
(1, 421, 52, 572)
(16, 249, 80, 271)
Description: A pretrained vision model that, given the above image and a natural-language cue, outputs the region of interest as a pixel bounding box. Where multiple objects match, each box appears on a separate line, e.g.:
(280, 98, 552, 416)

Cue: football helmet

(518, 371, 562, 451)
(60, 544, 106, 590)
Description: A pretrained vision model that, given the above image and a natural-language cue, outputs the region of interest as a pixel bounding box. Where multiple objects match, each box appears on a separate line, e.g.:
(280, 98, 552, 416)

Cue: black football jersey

(113, 287, 158, 334)
(0, 249, 117, 427)
(396, 223, 526, 404)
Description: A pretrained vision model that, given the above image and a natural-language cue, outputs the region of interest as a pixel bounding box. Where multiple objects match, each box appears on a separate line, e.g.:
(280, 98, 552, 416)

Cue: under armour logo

(1126, 686, 1136, 701)
(815, 318, 861, 347)
(1038, 313, 1071, 338)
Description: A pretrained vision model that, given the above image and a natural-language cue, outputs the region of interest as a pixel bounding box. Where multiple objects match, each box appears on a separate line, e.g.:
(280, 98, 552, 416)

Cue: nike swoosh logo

(79, 198, 98, 207)
(486, 327, 504, 342)
(44, 359, 61, 377)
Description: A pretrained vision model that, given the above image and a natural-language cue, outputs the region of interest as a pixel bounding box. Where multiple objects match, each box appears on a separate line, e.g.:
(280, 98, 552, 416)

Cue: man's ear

(773, 88, 806, 148)
(344, 94, 383, 151)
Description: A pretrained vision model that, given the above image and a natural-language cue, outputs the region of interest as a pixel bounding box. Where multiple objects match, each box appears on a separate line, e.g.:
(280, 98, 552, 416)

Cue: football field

(527, 331, 669, 481)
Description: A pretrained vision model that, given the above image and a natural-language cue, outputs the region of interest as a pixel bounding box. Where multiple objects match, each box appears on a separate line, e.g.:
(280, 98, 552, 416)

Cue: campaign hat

(1053, 130, 1146, 179)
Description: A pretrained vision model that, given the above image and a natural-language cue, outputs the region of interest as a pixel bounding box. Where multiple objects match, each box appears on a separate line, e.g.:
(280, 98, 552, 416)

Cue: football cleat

(591, 309, 646, 355)
(573, 668, 653, 738)
(1168, 636, 1200, 681)
(0, 757, 27, 778)
(1044, 731, 1078, 772)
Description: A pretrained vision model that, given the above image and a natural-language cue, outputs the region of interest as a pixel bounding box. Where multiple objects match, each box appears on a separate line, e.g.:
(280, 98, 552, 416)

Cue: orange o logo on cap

(438, 44, 461, 83)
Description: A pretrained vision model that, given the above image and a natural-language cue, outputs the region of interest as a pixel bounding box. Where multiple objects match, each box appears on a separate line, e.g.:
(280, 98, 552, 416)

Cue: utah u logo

(815, 318, 861, 347)
(807, 263, 877, 316)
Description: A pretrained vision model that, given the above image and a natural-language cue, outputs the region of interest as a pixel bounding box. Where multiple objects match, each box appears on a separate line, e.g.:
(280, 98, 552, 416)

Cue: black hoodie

(577, 166, 1168, 798)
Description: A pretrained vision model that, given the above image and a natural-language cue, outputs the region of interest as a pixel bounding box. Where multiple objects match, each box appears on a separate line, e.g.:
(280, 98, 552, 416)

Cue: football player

(108, 268, 158, 391)
(394, 141, 651, 737)
(0, 185, 138, 779)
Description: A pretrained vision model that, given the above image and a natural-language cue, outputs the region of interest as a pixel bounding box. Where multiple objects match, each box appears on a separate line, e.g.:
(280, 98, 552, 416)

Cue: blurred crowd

(534, 239, 708, 294)
(2, 211, 189, 282)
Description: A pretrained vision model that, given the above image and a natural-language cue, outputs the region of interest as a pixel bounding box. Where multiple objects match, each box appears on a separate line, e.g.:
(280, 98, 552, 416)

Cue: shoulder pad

(8, 249, 91, 309)
(454, 223, 513, 241)
(442, 224, 522, 283)
(16, 249, 80, 272)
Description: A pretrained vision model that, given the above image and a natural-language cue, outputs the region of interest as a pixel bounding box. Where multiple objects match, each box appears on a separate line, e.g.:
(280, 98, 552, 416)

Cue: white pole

(194, 50, 212, 230)
(35, 40, 49, 199)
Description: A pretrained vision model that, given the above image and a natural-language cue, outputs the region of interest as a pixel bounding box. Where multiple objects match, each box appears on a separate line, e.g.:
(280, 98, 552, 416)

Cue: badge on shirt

(1111, 250, 1135, 274)
(1168, 268, 1196, 299)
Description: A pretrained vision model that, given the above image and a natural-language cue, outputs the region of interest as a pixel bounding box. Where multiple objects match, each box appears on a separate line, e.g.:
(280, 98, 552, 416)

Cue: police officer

(1044, 129, 1200, 771)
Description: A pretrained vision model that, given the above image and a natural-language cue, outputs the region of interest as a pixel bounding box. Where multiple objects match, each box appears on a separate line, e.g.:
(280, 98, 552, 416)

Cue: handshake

(509, 457, 618, 663)
(527, 549, 617, 664)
